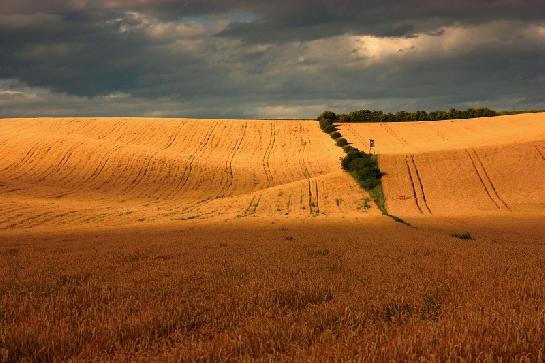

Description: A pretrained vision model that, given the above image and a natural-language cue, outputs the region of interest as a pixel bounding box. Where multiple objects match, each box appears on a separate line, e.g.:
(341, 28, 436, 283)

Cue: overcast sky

(1, 0, 545, 118)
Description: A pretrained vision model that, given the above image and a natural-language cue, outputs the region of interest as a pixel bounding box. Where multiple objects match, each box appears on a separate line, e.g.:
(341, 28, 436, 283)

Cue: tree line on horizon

(318, 108, 499, 123)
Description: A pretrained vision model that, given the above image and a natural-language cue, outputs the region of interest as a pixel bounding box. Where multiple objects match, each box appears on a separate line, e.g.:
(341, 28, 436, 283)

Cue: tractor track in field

(466, 150, 500, 209)
(408, 155, 432, 214)
(161, 121, 187, 150)
(242, 194, 262, 216)
(381, 123, 409, 146)
(298, 124, 312, 179)
(123, 152, 160, 194)
(217, 122, 248, 198)
(1, 144, 41, 174)
(345, 124, 367, 146)
(404, 155, 424, 214)
(308, 179, 320, 216)
(84, 145, 126, 183)
(471, 150, 510, 210)
(466, 150, 510, 211)
(170, 121, 219, 197)
(96, 120, 122, 140)
(38, 142, 84, 182)
(535, 146, 545, 162)
(262, 123, 276, 188)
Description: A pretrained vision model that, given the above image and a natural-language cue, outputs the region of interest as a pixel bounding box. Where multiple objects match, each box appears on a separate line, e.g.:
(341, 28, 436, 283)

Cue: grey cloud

(1, 0, 545, 117)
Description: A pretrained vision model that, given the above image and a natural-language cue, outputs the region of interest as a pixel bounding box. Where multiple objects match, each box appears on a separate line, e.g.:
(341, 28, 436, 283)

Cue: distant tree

(325, 107, 499, 123)
(338, 114, 351, 122)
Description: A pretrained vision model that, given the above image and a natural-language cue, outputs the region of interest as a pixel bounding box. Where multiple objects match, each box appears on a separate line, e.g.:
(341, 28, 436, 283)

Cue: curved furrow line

(307, 180, 313, 215)
(298, 124, 315, 215)
(84, 145, 125, 183)
(466, 150, 501, 210)
(0, 143, 41, 174)
(306, 179, 320, 216)
(0, 139, 12, 163)
(163, 133, 178, 150)
(216, 122, 248, 198)
(38, 142, 84, 182)
(285, 194, 292, 215)
(381, 123, 409, 146)
(147, 156, 177, 198)
(21, 211, 81, 229)
(122, 152, 159, 194)
(169, 121, 219, 198)
(1, 211, 56, 230)
(96, 120, 121, 140)
(126, 124, 150, 145)
(56, 144, 109, 187)
(0, 204, 29, 217)
(535, 146, 545, 162)
(262, 123, 276, 187)
(64, 211, 100, 226)
(100, 120, 128, 142)
(107, 120, 127, 140)
(410, 155, 432, 214)
(472, 150, 510, 210)
(1, 143, 49, 182)
(298, 124, 312, 179)
(0, 214, 28, 229)
(95, 150, 138, 192)
(162, 121, 187, 149)
(314, 180, 320, 215)
(17, 143, 60, 182)
(404, 155, 424, 214)
(0, 207, 34, 225)
(244, 194, 261, 216)
(345, 124, 368, 147)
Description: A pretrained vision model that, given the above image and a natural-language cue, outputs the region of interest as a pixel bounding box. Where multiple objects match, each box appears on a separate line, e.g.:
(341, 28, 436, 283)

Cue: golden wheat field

(2, 115, 545, 361)
(340, 113, 545, 218)
(0, 118, 375, 232)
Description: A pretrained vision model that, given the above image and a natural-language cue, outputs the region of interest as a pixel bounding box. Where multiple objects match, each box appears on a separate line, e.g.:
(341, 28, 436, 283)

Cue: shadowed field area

(2, 218, 545, 361)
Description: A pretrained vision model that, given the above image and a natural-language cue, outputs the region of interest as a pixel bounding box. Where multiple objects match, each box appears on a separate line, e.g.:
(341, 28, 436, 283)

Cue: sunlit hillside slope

(339, 113, 545, 217)
(0, 118, 376, 231)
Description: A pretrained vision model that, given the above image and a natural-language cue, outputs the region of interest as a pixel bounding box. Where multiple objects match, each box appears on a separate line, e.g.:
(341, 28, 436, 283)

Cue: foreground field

(339, 113, 545, 217)
(0, 118, 374, 232)
(2, 218, 545, 361)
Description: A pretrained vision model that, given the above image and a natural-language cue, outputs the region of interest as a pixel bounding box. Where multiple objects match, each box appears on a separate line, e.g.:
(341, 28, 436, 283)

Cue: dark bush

(330, 131, 341, 139)
(342, 145, 358, 154)
(341, 150, 382, 190)
(335, 138, 348, 147)
(322, 124, 336, 133)
(319, 118, 332, 129)
(451, 232, 474, 240)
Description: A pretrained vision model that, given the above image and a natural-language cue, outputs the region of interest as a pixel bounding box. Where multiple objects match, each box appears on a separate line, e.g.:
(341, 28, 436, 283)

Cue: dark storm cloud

(216, 0, 545, 43)
(1, 0, 545, 117)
